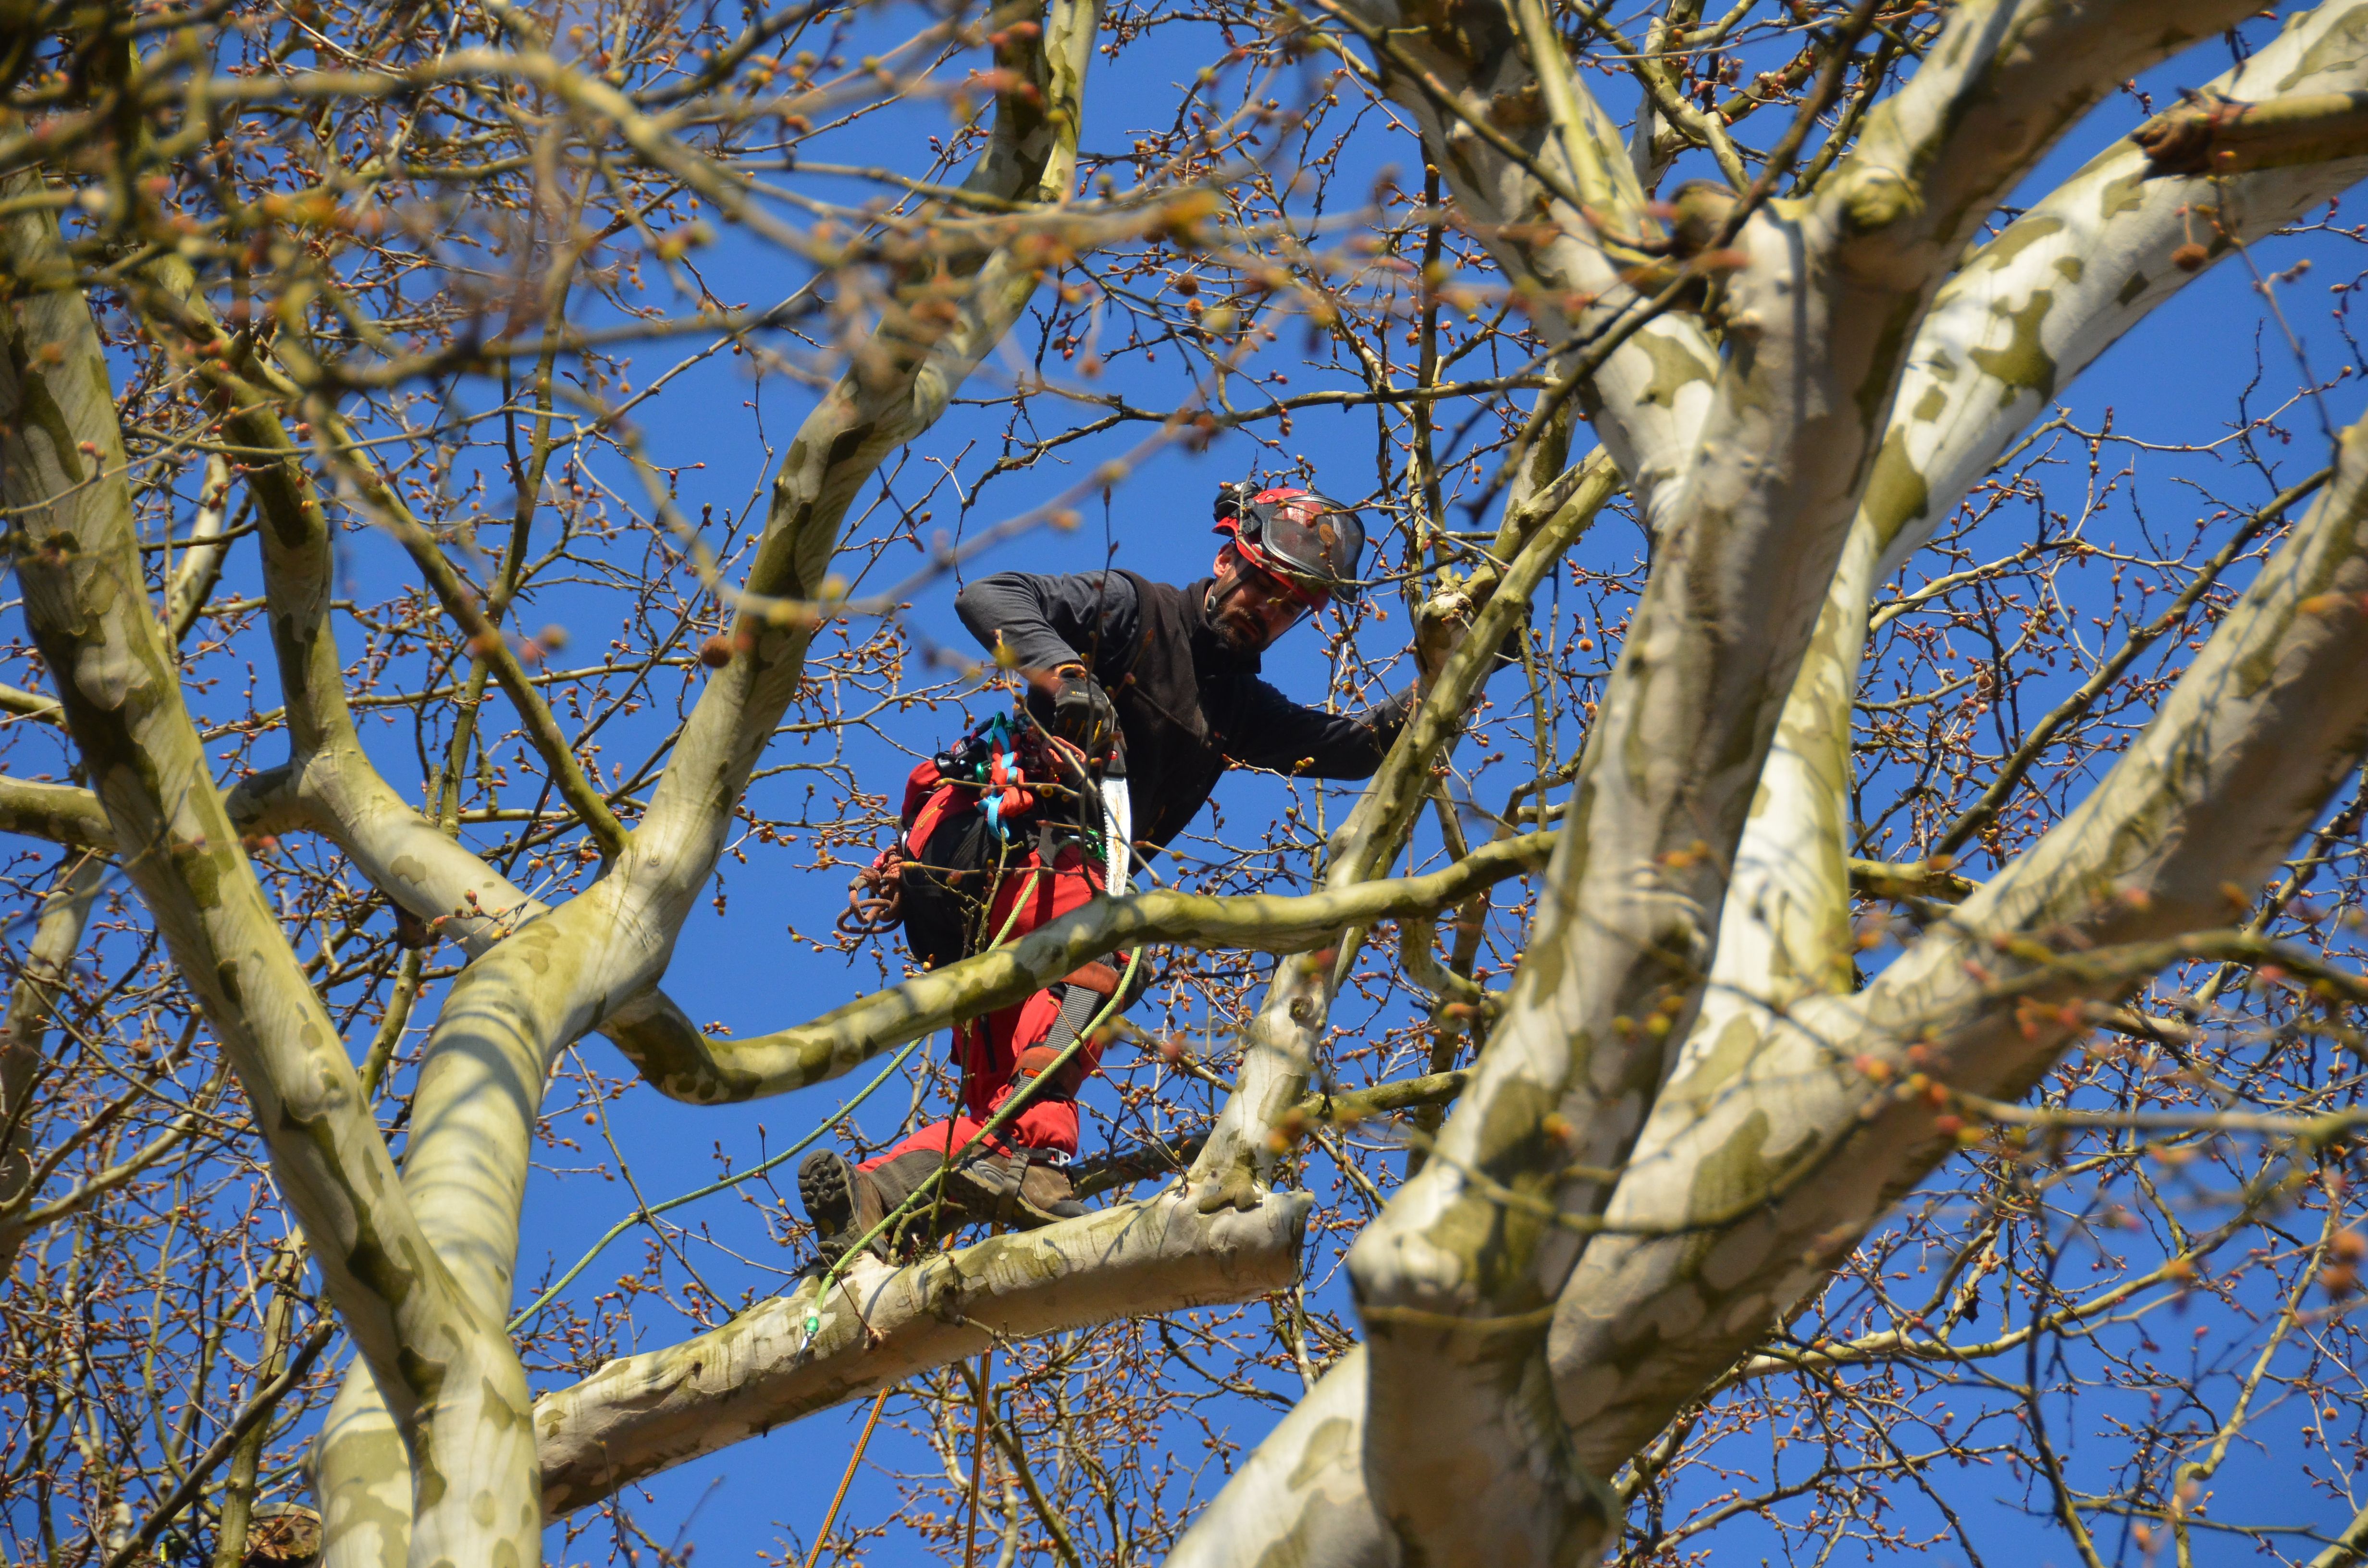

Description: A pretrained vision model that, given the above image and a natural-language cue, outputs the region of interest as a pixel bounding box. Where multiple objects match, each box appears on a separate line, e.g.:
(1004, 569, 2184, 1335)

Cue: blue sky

(141, 5, 2368, 1562)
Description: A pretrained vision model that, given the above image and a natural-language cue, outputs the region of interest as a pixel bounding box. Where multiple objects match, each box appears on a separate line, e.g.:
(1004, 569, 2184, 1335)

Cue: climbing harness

(839, 709, 1132, 966)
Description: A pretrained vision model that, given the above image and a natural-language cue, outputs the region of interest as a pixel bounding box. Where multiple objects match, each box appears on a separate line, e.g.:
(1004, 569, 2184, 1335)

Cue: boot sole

(799, 1151, 858, 1252)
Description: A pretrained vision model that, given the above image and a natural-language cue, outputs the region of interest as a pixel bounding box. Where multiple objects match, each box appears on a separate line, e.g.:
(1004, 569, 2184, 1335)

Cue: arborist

(804, 482, 1411, 1259)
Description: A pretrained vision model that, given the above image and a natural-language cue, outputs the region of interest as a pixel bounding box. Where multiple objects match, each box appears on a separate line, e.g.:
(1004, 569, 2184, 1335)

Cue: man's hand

(1031, 663, 1119, 756)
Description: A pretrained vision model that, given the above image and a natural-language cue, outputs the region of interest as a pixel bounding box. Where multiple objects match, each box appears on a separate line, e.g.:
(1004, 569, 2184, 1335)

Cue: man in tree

(801, 483, 1411, 1257)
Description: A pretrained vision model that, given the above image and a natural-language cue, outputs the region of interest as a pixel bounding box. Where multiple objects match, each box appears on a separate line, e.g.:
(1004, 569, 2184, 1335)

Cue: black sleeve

(953, 571, 1140, 680)
(1219, 681, 1413, 780)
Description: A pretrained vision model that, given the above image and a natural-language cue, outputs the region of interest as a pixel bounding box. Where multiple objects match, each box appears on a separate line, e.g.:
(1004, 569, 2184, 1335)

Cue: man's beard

(1207, 583, 1268, 654)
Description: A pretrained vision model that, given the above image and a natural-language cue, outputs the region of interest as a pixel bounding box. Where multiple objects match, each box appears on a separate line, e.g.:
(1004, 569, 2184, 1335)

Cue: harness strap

(904, 782, 961, 860)
(1060, 960, 1123, 996)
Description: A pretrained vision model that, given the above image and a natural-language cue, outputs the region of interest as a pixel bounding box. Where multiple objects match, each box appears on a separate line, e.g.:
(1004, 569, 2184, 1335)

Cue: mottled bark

(1710, 0, 2368, 1039)
(1179, 3, 2283, 1565)
(1323, 0, 1713, 533)
(302, 3, 1104, 1560)
(1189, 452, 1620, 1209)
(533, 1187, 1309, 1514)
(2135, 87, 2368, 175)
(0, 775, 114, 852)
(1548, 393, 2368, 1476)
(0, 184, 541, 1568)
(607, 830, 1556, 1102)
(1338, 5, 2265, 1562)
(166, 453, 232, 644)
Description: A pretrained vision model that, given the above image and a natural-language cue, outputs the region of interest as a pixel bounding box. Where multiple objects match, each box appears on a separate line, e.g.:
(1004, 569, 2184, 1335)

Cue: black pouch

(900, 799, 1004, 971)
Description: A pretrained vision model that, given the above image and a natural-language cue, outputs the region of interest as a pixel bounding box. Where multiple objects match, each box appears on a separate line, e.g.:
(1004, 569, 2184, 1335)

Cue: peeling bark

(1188, 453, 1620, 1210)
(1324, 0, 1713, 533)
(1701, 0, 2368, 1115)
(533, 1187, 1309, 1515)
(1185, 3, 2292, 1564)
(1337, 4, 2267, 1561)
(291, 2, 1105, 1558)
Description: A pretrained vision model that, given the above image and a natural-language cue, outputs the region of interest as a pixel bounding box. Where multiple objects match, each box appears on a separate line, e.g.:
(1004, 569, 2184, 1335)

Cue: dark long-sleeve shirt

(954, 569, 1409, 847)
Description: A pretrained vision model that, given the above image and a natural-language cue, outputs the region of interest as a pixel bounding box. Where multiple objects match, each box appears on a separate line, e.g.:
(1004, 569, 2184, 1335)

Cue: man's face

(1207, 547, 1314, 655)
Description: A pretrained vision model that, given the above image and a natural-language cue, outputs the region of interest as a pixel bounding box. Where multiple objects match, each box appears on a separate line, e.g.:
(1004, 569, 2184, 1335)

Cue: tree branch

(0, 174, 538, 1566)
(532, 1186, 1308, 1516)
(614, 831, 1555, 1103)
(0, 776, 116, 852)
(0, 851, 105, 1281)
(2134, 87, 2368, 175)
(1204, 3, 2278, 1564)
(1549, 387, 2368, 1482)
(1188, 453, 1618, 1207)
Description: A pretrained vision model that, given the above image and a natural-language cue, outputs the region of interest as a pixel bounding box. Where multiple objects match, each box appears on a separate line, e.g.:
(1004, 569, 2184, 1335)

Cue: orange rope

(962, 1347, 995, 1568)
(804, 1387, 890, 1568)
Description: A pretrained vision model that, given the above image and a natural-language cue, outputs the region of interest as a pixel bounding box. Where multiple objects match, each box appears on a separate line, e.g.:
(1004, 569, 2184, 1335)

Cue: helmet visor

(1211, 487, 1365, 605)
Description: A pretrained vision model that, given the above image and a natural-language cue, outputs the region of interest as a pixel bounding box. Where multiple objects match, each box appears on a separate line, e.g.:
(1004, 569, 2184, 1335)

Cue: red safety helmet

(1210, 483, 1366, 606)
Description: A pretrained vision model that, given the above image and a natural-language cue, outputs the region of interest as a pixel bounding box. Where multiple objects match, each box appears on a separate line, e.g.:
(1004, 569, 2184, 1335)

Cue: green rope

(800, 944, 1143, 1348)
(509, 1033, 931, 1333)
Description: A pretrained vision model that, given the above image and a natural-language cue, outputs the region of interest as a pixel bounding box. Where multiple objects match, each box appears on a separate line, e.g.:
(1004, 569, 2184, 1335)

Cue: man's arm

(953, 571, 1140, 677)
(1222, 680, 1413, 780)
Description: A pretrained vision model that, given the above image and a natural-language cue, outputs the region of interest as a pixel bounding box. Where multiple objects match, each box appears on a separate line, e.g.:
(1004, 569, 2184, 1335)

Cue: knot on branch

(1487, 82, 1546, 131)
(1590, 183, 1750, 305)
(2131, 87, 2368, 179)
(1838, 168, 1922, 237)
(2131, 88, 2248, 176)
(1644, 181, 1740, 260)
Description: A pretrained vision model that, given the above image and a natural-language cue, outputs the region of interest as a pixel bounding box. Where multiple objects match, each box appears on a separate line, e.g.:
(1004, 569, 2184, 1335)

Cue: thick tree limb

(1846, 858, 1977, 905)
(1187, 453, 1617, 1209)
(0, 179, 540, 1567)
(1548, 392, 2368, 1482)
(1338, 1, 2269, 1560)
(1074, 1069, 1472, 1199)
(1702, 0, 2368, 1197)
(299, 5, 1104, 1560)
(1180, 4, 2276, 1566)
(532, 1186, 1309, 1516)
(1322, 0, 1713, 533)
(165, 453, 232, 644)
(126, 263, 570, 958)
(0, 776, 116, 852)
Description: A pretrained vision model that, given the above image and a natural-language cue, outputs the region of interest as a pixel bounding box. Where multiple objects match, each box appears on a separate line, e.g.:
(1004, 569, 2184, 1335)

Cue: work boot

(865, 1148, 980, 1239)
(870, 1149, 1091, 1242)
(931, 1150, 1087, 1230)
(1014, 1156, 1087, 1226)
(799, 1150, 888, 1261)
(803, 1145, 1093, 1261)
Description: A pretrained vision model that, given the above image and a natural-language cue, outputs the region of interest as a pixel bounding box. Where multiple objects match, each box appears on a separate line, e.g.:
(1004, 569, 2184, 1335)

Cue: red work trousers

(865, 836, 1117, 1169)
